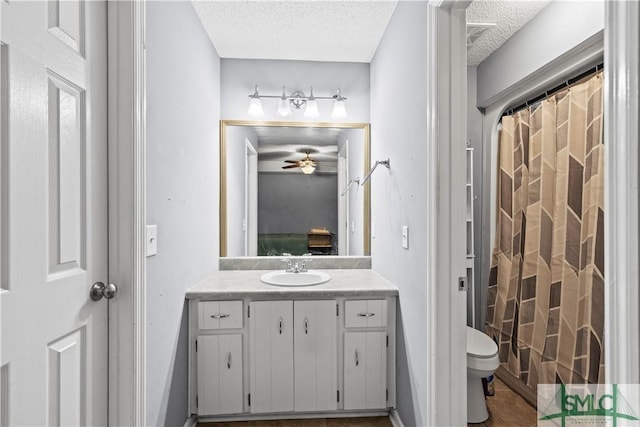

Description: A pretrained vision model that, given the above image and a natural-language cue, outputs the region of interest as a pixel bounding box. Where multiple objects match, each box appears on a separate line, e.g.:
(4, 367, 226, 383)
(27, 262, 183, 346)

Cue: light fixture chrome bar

(248, 87, 347, 101)
(340, 178, 360, 196)
(361, 159, 390, 186)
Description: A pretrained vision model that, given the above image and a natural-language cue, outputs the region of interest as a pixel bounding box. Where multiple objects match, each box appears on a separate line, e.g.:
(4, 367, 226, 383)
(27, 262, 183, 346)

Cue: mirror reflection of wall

(221, 121, 370, 257)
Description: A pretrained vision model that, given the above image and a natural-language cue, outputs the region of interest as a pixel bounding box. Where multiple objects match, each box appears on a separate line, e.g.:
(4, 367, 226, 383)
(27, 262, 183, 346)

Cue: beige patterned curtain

(485, 72, 604, 392)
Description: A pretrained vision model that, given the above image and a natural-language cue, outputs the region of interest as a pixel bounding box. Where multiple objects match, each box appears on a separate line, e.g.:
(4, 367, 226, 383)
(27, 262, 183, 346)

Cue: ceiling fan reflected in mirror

(282, 151, 317, 174)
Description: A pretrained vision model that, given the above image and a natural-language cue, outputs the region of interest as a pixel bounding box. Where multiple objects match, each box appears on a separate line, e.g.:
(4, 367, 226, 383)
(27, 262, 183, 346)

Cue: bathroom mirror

(220, 120, 370, 257)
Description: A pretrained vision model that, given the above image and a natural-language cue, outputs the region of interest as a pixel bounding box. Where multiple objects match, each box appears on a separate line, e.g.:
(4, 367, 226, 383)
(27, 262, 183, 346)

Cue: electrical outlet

(146, 225, 157, 257)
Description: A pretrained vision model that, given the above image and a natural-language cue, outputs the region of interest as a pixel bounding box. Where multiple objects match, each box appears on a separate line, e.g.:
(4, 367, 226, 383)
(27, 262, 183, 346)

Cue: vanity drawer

(344, 300, 387, 328)
(199, 301, 243, 330)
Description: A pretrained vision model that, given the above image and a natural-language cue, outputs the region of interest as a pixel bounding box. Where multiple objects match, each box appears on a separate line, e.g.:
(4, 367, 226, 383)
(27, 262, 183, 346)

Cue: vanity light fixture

(247, 85, 348, 118)
(248, 85, 264, 117)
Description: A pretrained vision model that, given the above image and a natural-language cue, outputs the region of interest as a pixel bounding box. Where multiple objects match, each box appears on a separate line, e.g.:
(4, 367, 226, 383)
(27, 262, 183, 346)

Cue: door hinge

(248, 393, 251, 406)
(337, 390, 340, 402)
(336, 303, 339, 316)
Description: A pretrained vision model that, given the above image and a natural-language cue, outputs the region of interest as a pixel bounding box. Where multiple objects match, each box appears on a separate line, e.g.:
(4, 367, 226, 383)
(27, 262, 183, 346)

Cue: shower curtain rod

(502, 62, 604, 118)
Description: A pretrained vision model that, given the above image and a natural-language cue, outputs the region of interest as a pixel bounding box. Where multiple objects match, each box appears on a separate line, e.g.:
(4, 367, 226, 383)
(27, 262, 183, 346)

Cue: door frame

(603, 1, 640, 386)
(107, 1, 147, 426)
(425, 1, 469, 425)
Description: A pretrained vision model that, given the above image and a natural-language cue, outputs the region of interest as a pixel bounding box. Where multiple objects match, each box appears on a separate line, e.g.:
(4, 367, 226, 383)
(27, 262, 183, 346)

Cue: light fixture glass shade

(331, 99, 348, 119)
(304, 99, 319, 118)
(277, 97, 291, 117)
(248, 97, 264, 116)
(301, 164, 316, 174)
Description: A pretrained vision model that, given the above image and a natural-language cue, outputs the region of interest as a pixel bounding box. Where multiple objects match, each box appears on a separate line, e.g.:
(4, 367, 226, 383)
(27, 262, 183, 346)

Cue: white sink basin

(260, 270, 331, 287)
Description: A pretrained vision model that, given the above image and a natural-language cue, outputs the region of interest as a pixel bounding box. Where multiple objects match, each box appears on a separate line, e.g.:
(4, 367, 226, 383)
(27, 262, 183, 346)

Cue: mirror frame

(220, 119, 371, 257)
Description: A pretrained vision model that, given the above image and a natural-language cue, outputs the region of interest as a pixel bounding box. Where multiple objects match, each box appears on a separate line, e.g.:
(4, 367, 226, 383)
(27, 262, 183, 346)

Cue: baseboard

(389, 409, 405, 427)
(182, 414, 197, 427)
(495, 366, 537, 407)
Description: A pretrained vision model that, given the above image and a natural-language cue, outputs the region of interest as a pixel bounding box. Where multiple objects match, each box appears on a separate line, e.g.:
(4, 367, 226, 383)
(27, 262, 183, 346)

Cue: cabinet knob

(304, 317, 309, 335)
(226, 352, 232, 369)
(355, 349, 360, 366)
(279, 317, 283, 335)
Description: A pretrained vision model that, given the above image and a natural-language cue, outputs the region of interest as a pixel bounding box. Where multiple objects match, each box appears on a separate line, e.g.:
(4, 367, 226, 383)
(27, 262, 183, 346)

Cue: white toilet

(466, 326, 500, 423)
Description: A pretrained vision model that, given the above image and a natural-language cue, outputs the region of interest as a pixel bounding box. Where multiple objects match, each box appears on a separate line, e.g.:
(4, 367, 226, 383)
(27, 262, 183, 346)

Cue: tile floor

(198, 379, 536, 427)
(470, 378, 538, 427)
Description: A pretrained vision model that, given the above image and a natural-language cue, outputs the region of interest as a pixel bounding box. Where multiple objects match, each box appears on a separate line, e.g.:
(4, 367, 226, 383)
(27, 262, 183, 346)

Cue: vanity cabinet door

(249, 301, 294, 413)
(343, 331, 387, 410)
(197, 334, 243, 415)
(294, 300, 337, 411)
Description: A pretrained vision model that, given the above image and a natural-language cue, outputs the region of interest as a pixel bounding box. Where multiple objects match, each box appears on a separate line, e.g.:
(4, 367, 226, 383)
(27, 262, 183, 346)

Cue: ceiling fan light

(301, 164, 316, 174)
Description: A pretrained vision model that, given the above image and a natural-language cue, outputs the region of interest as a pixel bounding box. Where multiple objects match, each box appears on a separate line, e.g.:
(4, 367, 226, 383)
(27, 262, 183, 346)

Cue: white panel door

(294, 300, 337, 411)
(197, 334, 243, 415)
(250, 301, 294, 413)
(0, 1, 108, 425)
(344, 332, 387, 410)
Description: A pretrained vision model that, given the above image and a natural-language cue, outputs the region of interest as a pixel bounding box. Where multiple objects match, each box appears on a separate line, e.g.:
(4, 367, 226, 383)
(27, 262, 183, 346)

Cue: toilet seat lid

(467, 327, 498, 358)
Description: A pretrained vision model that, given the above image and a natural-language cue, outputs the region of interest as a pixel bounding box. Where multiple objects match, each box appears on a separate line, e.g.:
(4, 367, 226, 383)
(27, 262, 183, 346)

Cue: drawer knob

(357, 312, 375, 317)
(211, 313, 231, 319)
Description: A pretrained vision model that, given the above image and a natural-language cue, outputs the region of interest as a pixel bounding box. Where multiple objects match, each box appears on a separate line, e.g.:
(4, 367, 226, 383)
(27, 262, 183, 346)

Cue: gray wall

(145, 2, 220, 425)
(221, 59, 370, 123)
(477, 0, 604, 107)
(370, 3, 428, 426)
(258, 172, 338, 236)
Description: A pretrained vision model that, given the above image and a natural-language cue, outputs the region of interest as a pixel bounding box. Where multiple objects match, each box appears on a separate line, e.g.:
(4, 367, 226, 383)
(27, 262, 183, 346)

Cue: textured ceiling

(192, 1, 398, 63)
(192, 0, 549, 69)
(466, 0, 551, 66)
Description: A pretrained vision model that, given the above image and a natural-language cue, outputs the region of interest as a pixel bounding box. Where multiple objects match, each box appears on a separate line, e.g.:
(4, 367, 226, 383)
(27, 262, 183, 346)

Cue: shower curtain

(485, 72, 604, 392)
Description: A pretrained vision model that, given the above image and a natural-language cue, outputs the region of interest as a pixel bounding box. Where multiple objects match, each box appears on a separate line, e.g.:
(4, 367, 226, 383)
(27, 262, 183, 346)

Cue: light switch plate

(402, 225, 409, 249)
(146, 225, 157, 257)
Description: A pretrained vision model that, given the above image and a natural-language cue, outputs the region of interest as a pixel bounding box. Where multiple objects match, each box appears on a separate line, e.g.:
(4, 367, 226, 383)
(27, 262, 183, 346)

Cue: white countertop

(185, 269, 398, 300)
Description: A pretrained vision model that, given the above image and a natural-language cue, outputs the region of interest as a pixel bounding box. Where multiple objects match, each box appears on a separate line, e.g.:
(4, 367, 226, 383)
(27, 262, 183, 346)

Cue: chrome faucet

(280, 254, 294, 272)
(281, 253, 312, 273)
(300, 257, 312, 272)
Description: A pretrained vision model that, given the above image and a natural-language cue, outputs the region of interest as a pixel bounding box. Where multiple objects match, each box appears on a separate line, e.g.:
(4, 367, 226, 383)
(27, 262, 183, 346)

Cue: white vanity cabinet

(343, 300, 389, 410)
(249, 300, 294, 413)
(187, 270, 398, 422)
(197, 334, 243, 415)
(249, 300, 337, 413)
(194, 300, 245, 416)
